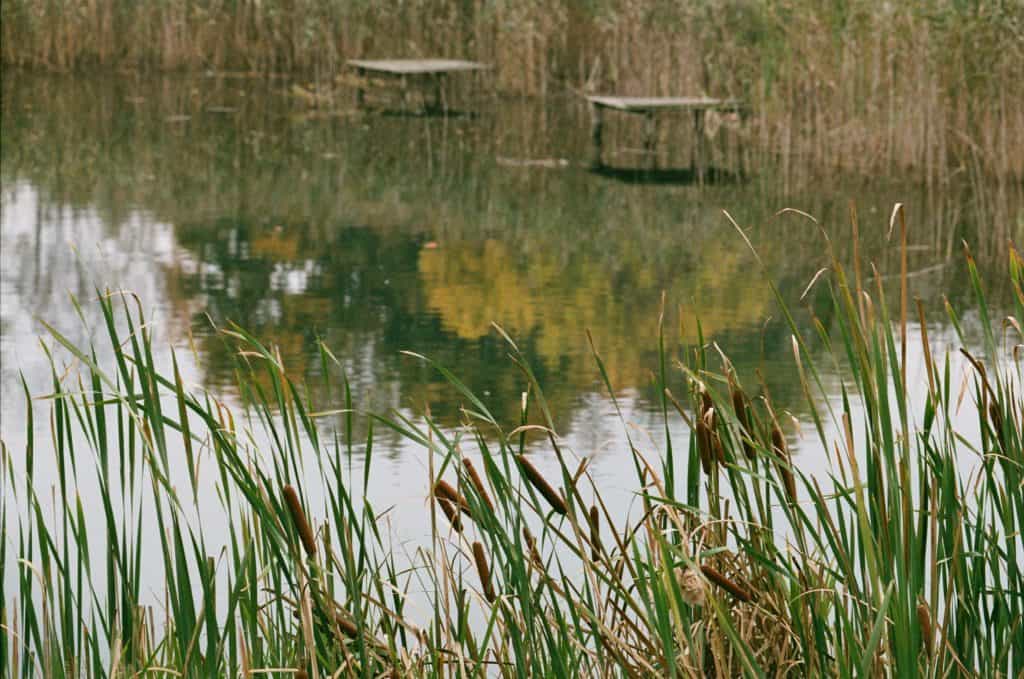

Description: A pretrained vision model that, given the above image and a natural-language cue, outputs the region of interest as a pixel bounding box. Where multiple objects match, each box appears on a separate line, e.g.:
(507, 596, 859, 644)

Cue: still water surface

(1, 74, 1020, 526)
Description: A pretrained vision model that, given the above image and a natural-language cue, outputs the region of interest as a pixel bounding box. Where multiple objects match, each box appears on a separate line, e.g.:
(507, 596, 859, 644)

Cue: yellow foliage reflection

(419, 237, 775, 389)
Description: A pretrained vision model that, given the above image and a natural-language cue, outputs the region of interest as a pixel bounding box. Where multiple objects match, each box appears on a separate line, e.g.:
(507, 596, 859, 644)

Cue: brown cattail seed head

(472, 542, 496, 603)
(700, 564, 752, 603)
(516, 455, 568, 515)
(588, 505, 603, 561)
(436, 496, 463, 532)
(434, 480, 472, 517)
(695, 410, 713, 474)
(283, 485, 317, 557)
(917, 601, 933, 656)
(523, 528, 543, 569)
(678, 567, 706, 607)
(770, 423, 798, 504)
(730, 376, 756, 459)
(462, 458, 495, 513)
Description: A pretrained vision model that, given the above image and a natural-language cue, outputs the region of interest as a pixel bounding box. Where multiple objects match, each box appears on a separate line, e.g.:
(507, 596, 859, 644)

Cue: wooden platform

(586, 96, 743, 113)
(347, 59, 489, 76)
(348, 59, 489, 112)
(584, 95, 746, 179)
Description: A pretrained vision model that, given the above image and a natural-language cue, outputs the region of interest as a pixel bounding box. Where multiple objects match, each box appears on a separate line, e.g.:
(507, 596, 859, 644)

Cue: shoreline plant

(1, 209, 1021, 676)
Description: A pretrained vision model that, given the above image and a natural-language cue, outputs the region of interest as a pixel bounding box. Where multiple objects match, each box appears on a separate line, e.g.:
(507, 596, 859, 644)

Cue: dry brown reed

(283, 485, 317, 558)
(515, 455, 568, 515)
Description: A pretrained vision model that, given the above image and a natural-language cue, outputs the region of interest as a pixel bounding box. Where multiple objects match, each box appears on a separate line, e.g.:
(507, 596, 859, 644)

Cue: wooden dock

(348, 59, 489, 112)
(585, 95, 745, 180)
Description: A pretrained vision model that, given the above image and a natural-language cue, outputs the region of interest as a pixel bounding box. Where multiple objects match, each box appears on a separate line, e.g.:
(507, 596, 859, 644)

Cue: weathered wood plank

(586, 95, 743, 113)
(347, 59, 489, 75)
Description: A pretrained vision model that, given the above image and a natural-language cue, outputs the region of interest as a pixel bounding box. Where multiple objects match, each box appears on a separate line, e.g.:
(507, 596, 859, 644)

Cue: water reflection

(1, 74, 1021, 456)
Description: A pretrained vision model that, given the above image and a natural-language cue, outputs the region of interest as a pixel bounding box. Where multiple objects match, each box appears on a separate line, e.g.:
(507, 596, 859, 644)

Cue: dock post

(430, 74, 444, 112)
(643, 111, 658, 169)
(692, 109, 707, 183)
(589, 102, 604, 167)
(355, 68, 366, 109)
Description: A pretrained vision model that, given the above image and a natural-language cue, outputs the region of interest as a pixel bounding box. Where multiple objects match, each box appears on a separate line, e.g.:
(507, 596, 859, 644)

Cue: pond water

(1, 74, 1021, 537)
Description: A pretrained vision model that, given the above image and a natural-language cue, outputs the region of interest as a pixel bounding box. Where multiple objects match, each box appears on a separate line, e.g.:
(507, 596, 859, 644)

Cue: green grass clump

(2, 212, 1022, 677)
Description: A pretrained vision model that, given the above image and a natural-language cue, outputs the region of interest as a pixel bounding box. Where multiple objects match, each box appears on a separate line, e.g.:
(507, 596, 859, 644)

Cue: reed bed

(2, 1, 1022, 183)
(1, 210, 1022, 677)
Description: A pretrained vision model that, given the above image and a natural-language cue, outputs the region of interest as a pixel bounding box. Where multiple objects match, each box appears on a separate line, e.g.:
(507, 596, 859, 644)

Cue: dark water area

(1, 73, 1021, 460)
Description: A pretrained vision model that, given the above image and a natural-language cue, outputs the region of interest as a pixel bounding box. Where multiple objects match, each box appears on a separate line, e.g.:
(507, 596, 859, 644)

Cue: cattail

(730, 376, 756, 459)
(436, 496, 463, 532)
(695, 409, 713, 474)
(293, 607, 359, 638)
(516, 455, 568, 515)
(462, 458, 494, 513)
(917, 601, 933, 656)
(588, 505, 603, 561)
(523, 528, 543, 569)
(678, 567, 706, 606)
(700, 564, 752, 603)
(434, 480, 472, 517)
(700, 386, 714, 418)
(296, 670, 308, 679)
(771, 423, 798, 505)
(711, 427, 725, 464)
(283, 485, 317, 557)
(472, 541, 496, 603)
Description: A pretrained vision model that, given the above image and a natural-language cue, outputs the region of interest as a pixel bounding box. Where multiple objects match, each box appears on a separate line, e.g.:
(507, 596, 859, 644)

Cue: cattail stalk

(283, 485, 317, 557)
(516, 454, 568, 515)
(700, 564, 752, 603)
(472, 542, 497, 603)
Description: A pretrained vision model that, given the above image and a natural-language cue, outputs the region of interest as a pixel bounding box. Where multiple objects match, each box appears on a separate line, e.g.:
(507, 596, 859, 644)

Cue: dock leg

(693, 109, 707, 184)
(643, 111, 658, 170)
(400, 75, 410, 112)
(431, 74, 444, 112)
(589, 102, 604, 168)
(355, 68, 366, 109)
